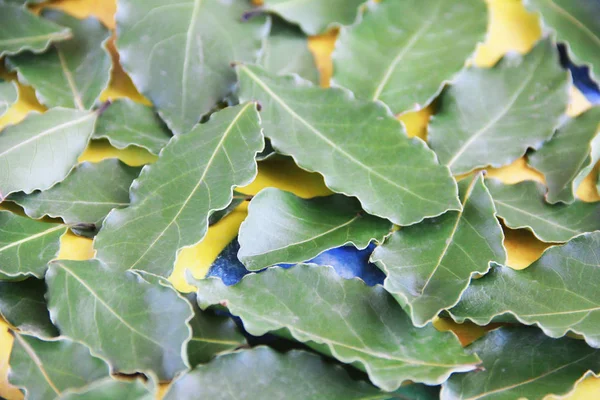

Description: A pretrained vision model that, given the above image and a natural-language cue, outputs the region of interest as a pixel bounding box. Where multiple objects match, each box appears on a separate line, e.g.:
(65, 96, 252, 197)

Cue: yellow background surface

(0, 0, 599, 398)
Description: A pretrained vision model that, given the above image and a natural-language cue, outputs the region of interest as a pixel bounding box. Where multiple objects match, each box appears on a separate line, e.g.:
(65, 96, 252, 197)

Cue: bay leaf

(0, 210, 67, 279)
(441, 327, 600, 400)
(238, 188, 392, 271)
(332, 0, 487, 114)
(94, 103, 263, 277)
(9, 333, 110, 400)
(92, 99, 172, 155)
(0, 108, 97, 198)
(260, 18, 319, 85)
(116, 0, 269, 134)
(0, 79, 18, 117)
(528, 107, 600, 204)
(0, 278, 58, 338)
(46, 259, 193, 380)
(371, 173, 506, 327)
(186, 294, 246, 367)
(0, 3, 71, 57)
(165, 346, 387, 400)
(192, 264, 480, 391)
(260, 0, 366, 36)
(487, 179, 600, 242)
(6, 10, 111, 110)
(429, 38, 570, 175)
(525, 0, 600, 83)
(8, 159, 140, 232)
(237, 64, 461, 226)
(58, 378, 154, 400)
(449, 232, 600, 348)
(207, 191, 247, 227)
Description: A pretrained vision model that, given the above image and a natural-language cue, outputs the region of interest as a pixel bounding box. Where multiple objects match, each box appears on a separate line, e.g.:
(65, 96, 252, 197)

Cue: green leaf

(0, 210, 67, 279)
(332, 0, 487, 114)
(165, 346, 388, 400)
(46, 259, 193, 380)
(9, 333, 110, 400)
(449, 232, 600, 348)
(441, 327, 600, 400)
(0, 3, 71, 57)
(528, 107, 600, 204)
(260, 0, 366, 36)
(371, 173, 506, 327)
(58, 378, 154, 400)
(94, 103, 263, 277)
(0, 278, 58, 338)
(116, 0, 269, 135)
(0, 79, 18, 117)
(525, 0, 600, 82)
(8, 159, 140, 231)
(192, 264, 480, 391)
(92, 99, 172, 155)
(429, 38, 570, 175)
(237, 64, 460, 226)
(238, 188, 392, 271)
(6, 10, 111, 110)
(487, 179, 600, 242)
(186, 294, 246, 367)
(260, 18, 319, 85)
(0, 108, 97, 198)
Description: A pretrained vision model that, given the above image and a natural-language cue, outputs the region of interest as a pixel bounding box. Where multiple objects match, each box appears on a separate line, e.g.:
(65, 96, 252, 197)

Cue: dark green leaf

(58, 378, 154, 400)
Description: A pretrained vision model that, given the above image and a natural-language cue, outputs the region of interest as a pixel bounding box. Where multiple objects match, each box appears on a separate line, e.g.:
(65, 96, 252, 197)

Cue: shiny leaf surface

(0, 108, 97, 198)
(449, 232, 600, 348)
(237, 64, 460, 226)
(332, 0, 487, 114)
(238, 188, 392, 271)
(46, 259, 193, 380)
(116, 0, 269, 134)
(94, 103, 263, 277)
(58, 378, 154, 400)
(371, 174, 506, 327)
(6, 10, 111, 110)
(192, 264, 480, 391)
(429, 38, 570, 174)
(487, 179, 600, 242)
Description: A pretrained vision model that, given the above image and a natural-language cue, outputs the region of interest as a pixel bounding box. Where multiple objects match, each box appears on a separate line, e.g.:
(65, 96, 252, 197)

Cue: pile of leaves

(0, 0, 599, 399)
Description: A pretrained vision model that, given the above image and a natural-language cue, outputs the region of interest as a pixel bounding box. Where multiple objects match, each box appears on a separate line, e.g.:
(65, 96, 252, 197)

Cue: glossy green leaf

(116, 0, 269, 135)
(528, 107, 600, 204)
(0, 79, 18, 117)
(260, 0, 366, 36)
(449, 232, 600, 348)
(46, 259, 193, 380)
(186, 294, 246, 367)
(94, 103, 263, 277)
(429, 38, 570, 175)
(0, 108, 97, 198)
(6, 10, 111, 110)
(525, 0, 600, 82)
(332, 0, 487, 114)
(92, 99, 172, 155)
(192, 264, 480, 391)
(9, 333, 110, 400)
(58, 378, 154, 400)
(260, 18, 319, 85)
(487, 179, 600, 242)
(0, 211, 67, 279)
(0, 278, 58, 338)
(0, 3, 71, 57)
(238, 188, 392, 271)
(441, 327, 600, 400)
(8, 159, 140, 232)
(237, 64, 460, 226)
(371, 174, 506, 327)
(165, 346, 387, 400)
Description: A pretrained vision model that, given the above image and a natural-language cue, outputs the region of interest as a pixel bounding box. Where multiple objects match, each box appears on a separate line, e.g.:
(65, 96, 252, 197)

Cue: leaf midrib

(542, 0, 600, 47)
(14, 334, 61, 396)
(240, 65, 445, 207)
(493, 199, 579, 234)
(0, 224, 65, 254)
